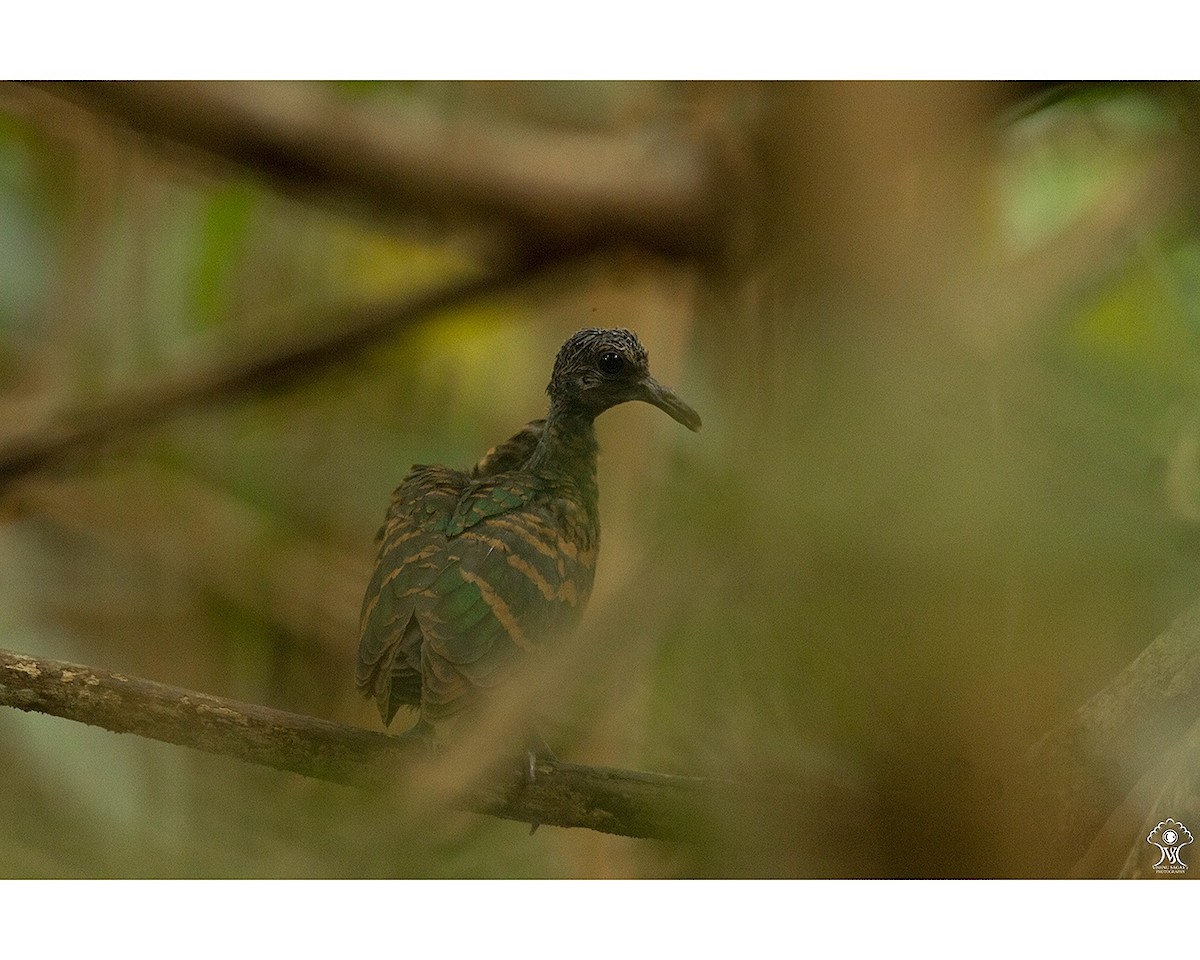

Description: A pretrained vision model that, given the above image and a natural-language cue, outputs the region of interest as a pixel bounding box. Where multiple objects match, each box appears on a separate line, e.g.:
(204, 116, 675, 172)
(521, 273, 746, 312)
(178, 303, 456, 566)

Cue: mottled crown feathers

(547, 328, 649, 397)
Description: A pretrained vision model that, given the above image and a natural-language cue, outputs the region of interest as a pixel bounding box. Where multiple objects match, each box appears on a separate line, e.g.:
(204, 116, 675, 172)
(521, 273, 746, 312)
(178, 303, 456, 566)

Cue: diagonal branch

(1117, 713, 1200, 877)
(0, 258, 560, 491)
(1018, 595, 1200, 873)
(0, 647, 873, 846)
(24, 81, 717, 262)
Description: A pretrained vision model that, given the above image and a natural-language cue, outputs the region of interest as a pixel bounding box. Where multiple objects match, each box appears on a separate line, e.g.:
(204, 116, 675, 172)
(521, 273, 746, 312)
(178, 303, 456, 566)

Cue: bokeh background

(1, 80, 1198, 877)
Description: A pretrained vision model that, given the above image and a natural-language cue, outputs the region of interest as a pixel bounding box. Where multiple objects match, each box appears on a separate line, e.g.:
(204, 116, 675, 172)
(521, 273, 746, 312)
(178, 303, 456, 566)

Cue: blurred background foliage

(1, 80, 1198, 877)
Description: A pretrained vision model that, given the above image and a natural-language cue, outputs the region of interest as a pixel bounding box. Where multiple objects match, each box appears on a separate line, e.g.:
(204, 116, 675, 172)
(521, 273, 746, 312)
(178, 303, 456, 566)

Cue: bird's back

(357, 420, 597, 728)
(471, 419, 544, 477)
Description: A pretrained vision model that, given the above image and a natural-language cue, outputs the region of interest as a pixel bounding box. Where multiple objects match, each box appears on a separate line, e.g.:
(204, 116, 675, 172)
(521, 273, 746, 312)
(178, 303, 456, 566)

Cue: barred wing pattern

(357, 439, 597, 726)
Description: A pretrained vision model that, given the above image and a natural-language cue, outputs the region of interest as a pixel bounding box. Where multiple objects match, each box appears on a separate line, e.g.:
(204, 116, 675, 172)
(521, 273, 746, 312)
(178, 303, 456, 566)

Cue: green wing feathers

(356, 466, 458, 721)
(357, 457, 597, 726)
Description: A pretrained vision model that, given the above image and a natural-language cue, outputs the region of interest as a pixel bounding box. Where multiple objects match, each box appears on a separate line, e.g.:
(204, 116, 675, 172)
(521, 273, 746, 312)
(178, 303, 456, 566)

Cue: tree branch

(25, 81, 717, 262)
(12, 461, 366, 661)
(1018, 595, 1200, 873)
(0, 647, 872, 846)
(1118, 713, 1200, 878)
(0, 258, 563, 491)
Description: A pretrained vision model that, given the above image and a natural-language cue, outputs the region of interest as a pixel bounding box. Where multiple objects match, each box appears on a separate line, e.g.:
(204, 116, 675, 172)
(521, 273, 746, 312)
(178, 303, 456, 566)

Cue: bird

(356, 327, 701, 771)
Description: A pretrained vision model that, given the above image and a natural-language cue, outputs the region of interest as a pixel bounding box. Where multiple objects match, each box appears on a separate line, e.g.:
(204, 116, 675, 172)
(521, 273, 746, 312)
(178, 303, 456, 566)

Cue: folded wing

(357, 439, 596, 727)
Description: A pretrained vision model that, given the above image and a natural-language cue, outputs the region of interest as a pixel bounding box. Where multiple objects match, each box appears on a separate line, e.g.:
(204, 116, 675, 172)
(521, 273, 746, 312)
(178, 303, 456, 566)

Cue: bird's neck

(526, 401, 599, 502)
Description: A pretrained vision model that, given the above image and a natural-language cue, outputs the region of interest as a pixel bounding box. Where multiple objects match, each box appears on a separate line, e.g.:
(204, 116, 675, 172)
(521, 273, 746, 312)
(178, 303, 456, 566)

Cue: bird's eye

(598, 352, 625, 375)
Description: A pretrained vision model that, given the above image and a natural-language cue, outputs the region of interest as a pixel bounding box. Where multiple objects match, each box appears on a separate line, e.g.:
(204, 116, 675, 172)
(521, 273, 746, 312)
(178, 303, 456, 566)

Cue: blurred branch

(1019, 595, 1200, 873)
(0, 647, 872, 845)
(15, 462, 366, 660)
(1118, 714, 1200, 878)
(1073, 711, 1200, 878)
(24, 81, 716, 262)
(0, 260, 557, 491)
